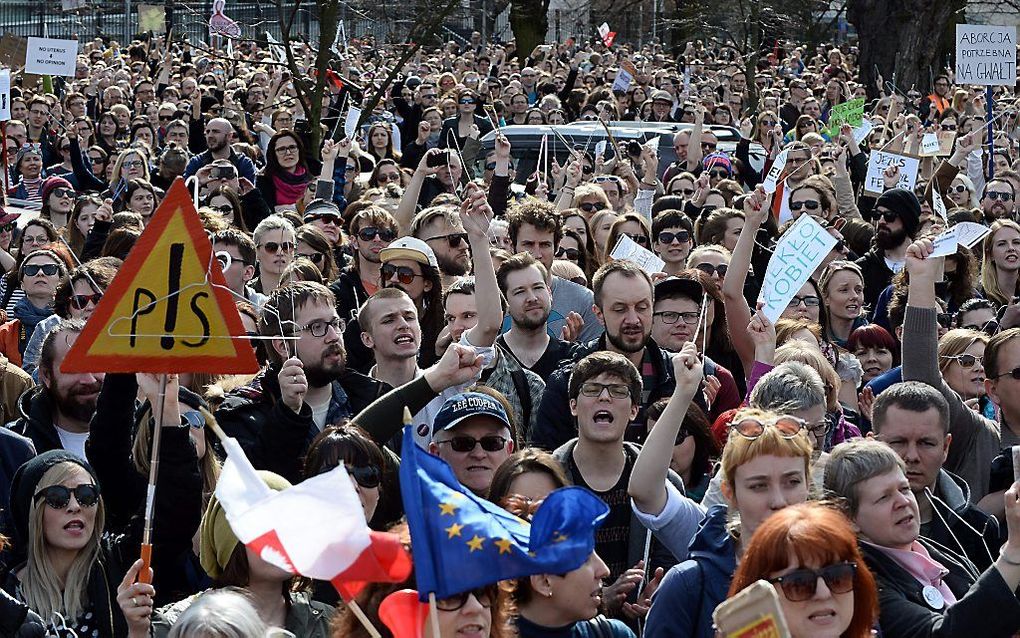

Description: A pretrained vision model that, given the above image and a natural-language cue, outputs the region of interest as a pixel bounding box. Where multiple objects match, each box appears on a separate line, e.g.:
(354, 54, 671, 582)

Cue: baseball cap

(380, 237, 438, 269)
(654, 276, 703, 302)
(432, 392, 512, 436)
(302, 199, 341, 222)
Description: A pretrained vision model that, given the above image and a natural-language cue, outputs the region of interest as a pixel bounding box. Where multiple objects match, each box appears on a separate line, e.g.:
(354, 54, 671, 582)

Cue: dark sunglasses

(658, 230, 691, 244)
(993, 366, 1020, 381)
(428, 232, 468, 248)
(963, 320, 998, 335)
(789, 200, 821, 212)
(768, 562, 856, 602)
(579, 202, 607, 213)
(695, 263, 728, 277)
(297, 252, 324, 265)
(671, 187, 696, 196)
(624, 233, 649, 246)
(346, 464, 381, 489)
(88, 155, 105, 165)
(877, 210, 899, 223)
(381, 263, 423, 285)
(357, 226, 397, 242)
(943, 353, 983, 368)
(34, 484, 100, 509)
(70, 293, 103, 310)
(23, 263, 59, 277)
(308, 213, 342, 226)
(459, 98, 477, 105)
(556, 247, 580, 260)
(435, 435, 508, 453)
(436, 587, 494, 611)
(985, 191, 1014, 201)
(261, 241, 294, 254)
(787, 295, 820, 308)
(52, 187, 76, 199)
(940, 123, 957, 131)
(708, 169, 729, 179)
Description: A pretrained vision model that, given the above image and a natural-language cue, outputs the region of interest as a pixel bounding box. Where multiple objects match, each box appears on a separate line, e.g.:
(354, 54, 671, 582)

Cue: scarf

(271, 165, 309, 206)
(12, 296, 52, 354)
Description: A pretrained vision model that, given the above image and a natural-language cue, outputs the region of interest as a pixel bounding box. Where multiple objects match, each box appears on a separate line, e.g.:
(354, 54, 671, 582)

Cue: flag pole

(348, 601, 382, 638)
(139, 373, 169, 584)
(428, 592, 442, 638)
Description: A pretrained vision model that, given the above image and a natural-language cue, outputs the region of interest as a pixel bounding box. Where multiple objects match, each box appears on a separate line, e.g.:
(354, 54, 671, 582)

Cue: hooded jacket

(921, 469, 1001, 572)
(644, 505, 736, 638)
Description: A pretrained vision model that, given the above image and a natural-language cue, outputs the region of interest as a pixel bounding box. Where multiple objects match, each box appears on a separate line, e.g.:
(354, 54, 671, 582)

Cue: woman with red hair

(847, 324, 898, 384)
(728, 502, 878, 638)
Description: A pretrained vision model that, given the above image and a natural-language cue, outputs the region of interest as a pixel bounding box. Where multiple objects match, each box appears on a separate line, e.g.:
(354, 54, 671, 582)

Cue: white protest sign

(612, 68, 632, 92)
(921, 133, 940, 156)
(956, 24, 1017, 86)
(610, 234, 665, 274)
(24, 37, 78, 77)
(932, 190, 947, 220)
(955, 221, 993, 248)
(594, 141, 607, 158)
(344, 107, 362, 138)
(331, 20, 347, 55)
(763, 148, 788, 194)
(864, 151, 920, 195)
(930, 225, 959, 257)
(0, 70, 10, 121)
(758, 215, 837, 323)
(266, 32, 286, 63)
(852, 119, 874, 145)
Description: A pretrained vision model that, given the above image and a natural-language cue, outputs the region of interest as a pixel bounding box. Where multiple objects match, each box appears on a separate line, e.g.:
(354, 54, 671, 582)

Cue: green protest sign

(825, 98, 865, 137)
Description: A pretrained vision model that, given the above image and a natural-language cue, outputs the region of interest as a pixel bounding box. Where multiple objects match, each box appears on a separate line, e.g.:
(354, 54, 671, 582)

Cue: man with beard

(330, 206, 399, 324)
(980, 178, 1016, 223)
(494, 252, 573, 380)
(9, 319, 102, 458)
(182, 117, 257, 183)
(855, 188, 920, 310)
(216, 281, 385, 482)
(531, 261, 680, 451)
(411, 206, 471, 288)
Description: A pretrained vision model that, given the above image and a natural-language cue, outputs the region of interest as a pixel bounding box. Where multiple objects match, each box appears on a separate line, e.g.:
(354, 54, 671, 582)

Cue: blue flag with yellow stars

(399, 426, 609, 601)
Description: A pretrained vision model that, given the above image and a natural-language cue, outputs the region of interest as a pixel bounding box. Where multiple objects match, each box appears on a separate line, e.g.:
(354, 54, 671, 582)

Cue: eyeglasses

(876, 210, 899, 223)
(51, 187, 76, 199)
(671, 188, 696, 196)
(624, 232, 649, 246)
(787, 295, 820, 308)
(963, 320, 998, 335)
(88, 155, 105, 164)
(459, 98, 477, 105)
(276, 144, 300, 156)
(306, 211, 342, 226)
(653, 310, 700, 325)
(950, 184, 969, 193)
(212, 204, 234, 217)
(701, 142, 717, 151)
(760, 119, 777, 127)
(377, 172, 401, 184)
(346, 464, 382, 489)
(382, 263, 424, 285)
(122, 160, 144, 169)
(708, 169, 729, 179)
(768, 562, 856, 602)
(23, 263, 60, 277)
(940, 123, 957, 131)
(579, 202, 607, 213)
(789, 200, 821, 212)
(579, 382, 631, 399)
(357, 226, 397, 242)
(695, 263, 728, 277)
(992, 365, 1020, 380)
(435, 588, 494, 611)
(298, 316, 345, 337)
(556, 247, 580, 260)
(70, 293, 103, 310)
(435, 435, 508, 453)
(985, 191, 1014, 202)
(260, 241, 294, 254)
(658, 230, 691, 244)
(34, 484, 100, 509)
(426, 232, 468, 248)
(942, 353, 983, 368)
(730, 416, 806, 440)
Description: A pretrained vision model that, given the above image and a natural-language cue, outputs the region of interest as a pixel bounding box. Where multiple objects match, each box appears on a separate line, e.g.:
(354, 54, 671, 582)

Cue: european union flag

(399, 426, 609, 601)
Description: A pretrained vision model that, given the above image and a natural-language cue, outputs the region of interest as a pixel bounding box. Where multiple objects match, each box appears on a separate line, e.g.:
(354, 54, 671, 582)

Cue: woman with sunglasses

(0, 248, 66, 366)
(439, 88, 493, 153)
(204, 186, 248, 232)
(0, 219, 58, 315)
(956, 298, 998, 334)
(251, 215, 297, 294)
(937, 329, 995, 420)
(640, 387, 814, 638)
(5, 449, 186, 636)
(556, 228, 596, 282)
(980, 219, 1020, 308)
(945, 175, 978, 209)
(728, 502, 878, 638)
(604, 213, 652, 259)
(825, 439, 1020, 638)
(295, 225, 340, 283)
(687, 244, 731, 287)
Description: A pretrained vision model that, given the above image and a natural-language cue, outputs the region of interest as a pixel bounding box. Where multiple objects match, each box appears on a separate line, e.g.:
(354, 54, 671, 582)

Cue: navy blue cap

(432, 392, 511, 436)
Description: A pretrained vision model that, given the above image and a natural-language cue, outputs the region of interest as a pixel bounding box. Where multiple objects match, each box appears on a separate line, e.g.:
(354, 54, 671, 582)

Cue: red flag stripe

(332, 531, 414, 602)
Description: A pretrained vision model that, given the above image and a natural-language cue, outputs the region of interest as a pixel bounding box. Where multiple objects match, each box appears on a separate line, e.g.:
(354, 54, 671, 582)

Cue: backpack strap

(509, 366, 532, 434)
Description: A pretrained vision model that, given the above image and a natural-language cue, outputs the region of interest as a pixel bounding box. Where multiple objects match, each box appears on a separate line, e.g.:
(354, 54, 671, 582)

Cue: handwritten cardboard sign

(825, 97, 865, 137)
(956, 24, 1016, 86)
(955, 221, 992, 249)
(758, 215, 837, 323)
(864, 151, 920, 195)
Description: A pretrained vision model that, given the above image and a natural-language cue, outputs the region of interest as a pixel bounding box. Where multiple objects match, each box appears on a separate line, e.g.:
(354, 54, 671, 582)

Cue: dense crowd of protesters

(0, 23, 1019, 638)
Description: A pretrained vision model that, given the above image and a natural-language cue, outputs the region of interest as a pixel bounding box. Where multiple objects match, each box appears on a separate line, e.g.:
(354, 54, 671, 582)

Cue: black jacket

(856, 248, 896, 312)
(530, 337, 678, 451)
(0, 587, 44, 637)
(329, 267, 371, 325)
(214, 363, 386, 483)
(0, 429, 34, 551)
(7, 387, 62, 456)
(921, 469, 1001, 572)
(861, 537, 1020, 638)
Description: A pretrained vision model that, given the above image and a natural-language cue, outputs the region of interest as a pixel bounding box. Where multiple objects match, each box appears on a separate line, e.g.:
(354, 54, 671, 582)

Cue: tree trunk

(848, 0, 963, 100)
(510, 0, 551, 57)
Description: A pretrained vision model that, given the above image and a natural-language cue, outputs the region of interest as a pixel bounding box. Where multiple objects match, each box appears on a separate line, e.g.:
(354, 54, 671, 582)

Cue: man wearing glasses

(428, 392, 514, 496)
(855, 188, 921, 310)
(411, 206, 471, 287)
(980, 178, 1016, 223)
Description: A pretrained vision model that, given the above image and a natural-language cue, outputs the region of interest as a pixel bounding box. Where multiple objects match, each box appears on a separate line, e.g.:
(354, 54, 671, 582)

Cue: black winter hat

(873, 188, 922, 238)
(9, 450, 99, 549)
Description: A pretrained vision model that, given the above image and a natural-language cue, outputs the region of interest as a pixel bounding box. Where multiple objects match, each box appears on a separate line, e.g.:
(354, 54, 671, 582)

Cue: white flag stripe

(216, 438, 372, 579)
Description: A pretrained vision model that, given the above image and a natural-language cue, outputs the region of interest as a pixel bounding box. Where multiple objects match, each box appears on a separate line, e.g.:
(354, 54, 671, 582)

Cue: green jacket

(152, 590, 334, 637)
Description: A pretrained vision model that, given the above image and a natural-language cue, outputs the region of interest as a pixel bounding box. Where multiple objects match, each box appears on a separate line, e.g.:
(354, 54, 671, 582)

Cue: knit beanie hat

(873, 188, 922, 237)
(199, 470, 291, 579)
(702, 152, 733, 176)
(9, 450, 99, 549)
(39, 176, 73, 204)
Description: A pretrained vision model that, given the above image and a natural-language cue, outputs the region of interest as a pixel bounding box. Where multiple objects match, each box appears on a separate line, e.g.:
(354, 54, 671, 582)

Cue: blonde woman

(980, 219, 1020, 307)
(937, 328, 994, 419)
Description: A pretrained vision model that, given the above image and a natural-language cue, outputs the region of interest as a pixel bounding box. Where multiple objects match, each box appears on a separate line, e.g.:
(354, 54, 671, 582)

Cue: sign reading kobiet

(956, 24, 1017, 86)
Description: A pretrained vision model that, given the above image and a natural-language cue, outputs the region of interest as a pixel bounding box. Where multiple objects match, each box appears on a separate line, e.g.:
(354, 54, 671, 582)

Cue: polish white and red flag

(216, 437, 412, 600)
